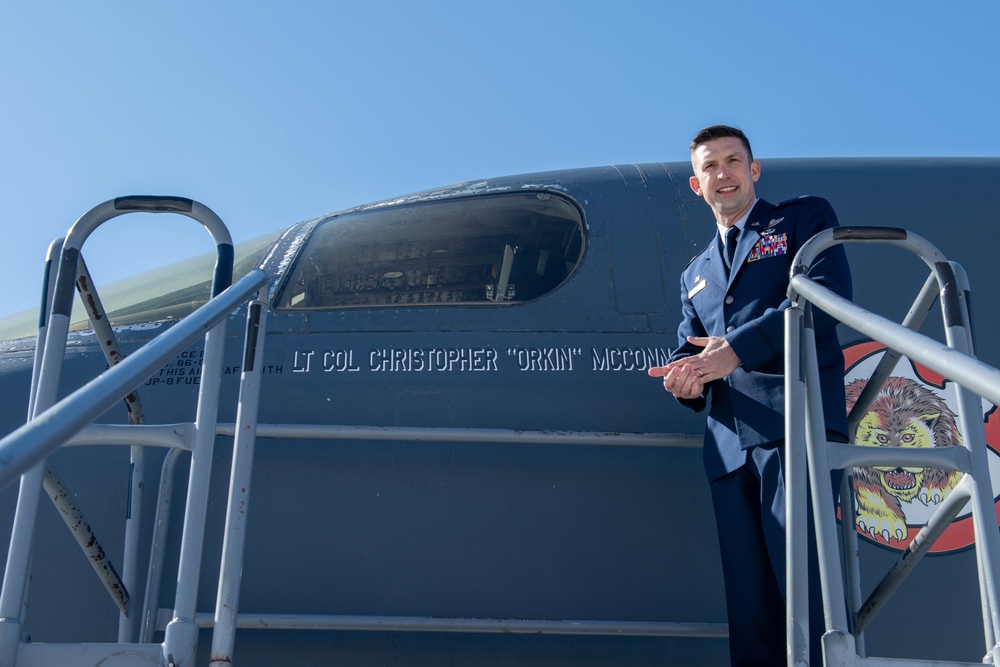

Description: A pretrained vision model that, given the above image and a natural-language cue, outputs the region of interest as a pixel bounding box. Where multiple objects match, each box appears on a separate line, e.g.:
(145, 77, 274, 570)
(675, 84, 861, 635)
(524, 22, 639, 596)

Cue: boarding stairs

(0, 196, 272, 667)
(786, 227, 1000, 666)
(0, 197, 998, 666)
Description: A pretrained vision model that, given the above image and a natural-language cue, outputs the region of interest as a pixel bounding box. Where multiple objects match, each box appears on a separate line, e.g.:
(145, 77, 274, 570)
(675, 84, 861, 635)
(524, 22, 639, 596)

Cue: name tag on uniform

(747, 233, 788, 263)
(688, 278, 707, 298)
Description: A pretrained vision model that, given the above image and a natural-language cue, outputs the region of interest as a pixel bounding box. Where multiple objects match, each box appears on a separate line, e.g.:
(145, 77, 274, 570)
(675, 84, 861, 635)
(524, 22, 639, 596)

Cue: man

(648, 125, 851, 665)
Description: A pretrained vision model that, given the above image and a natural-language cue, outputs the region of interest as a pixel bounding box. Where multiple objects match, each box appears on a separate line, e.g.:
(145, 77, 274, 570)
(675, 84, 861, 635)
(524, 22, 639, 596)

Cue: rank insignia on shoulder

(747, 232, 788, 263)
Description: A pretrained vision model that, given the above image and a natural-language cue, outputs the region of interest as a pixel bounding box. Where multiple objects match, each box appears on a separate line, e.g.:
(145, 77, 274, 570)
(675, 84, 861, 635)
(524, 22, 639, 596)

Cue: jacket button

(726, 326, 735, 333)
(725, 295, 734, 305)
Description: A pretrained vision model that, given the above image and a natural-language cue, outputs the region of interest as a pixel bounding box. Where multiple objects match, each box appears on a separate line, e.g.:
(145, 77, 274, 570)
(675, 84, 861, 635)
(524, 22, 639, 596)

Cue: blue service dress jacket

(669, 196, 852, 482)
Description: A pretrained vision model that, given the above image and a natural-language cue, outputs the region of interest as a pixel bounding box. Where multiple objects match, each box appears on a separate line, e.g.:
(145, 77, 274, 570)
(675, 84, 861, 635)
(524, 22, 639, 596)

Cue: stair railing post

(209, 297, 269, 667)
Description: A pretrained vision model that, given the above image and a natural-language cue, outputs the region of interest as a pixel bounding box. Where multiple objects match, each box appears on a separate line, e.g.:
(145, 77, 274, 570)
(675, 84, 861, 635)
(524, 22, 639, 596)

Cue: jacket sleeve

(668, 266, 710, 413)
(726, 197, 853, 372)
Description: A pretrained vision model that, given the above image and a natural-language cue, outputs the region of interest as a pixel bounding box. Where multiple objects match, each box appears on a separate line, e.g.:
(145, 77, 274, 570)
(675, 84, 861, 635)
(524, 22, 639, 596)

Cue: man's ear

(689, 175, 702, 196)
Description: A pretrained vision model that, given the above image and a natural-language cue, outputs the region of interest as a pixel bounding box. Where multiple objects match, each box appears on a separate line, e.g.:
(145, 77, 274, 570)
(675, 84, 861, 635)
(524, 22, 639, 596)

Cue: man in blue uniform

(648, 125, 852, 666)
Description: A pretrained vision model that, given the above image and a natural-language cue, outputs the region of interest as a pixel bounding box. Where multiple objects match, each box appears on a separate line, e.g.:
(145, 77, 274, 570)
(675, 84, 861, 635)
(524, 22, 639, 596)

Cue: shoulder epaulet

(773, 195, 814, 209)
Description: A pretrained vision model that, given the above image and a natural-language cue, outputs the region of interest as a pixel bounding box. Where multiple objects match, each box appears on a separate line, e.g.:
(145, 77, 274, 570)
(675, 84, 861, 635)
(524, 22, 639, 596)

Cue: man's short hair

(690, 125, 753, 162)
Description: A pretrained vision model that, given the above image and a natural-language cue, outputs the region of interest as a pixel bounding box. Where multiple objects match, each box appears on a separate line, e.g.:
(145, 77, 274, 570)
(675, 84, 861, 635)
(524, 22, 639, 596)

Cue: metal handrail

(785, 226, 1000, 666)
(790, 272, 1000, 409)
(0, 268, 267, 667)
(0, 196, 264, 667)
(37, 197, 234, 423)
(0, 269, 268, 491)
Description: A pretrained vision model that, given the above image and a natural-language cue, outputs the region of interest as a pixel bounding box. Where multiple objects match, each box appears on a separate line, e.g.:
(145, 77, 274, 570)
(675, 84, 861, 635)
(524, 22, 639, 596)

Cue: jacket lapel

(728, 199, 772, 283)
(702, 232, 729, 288)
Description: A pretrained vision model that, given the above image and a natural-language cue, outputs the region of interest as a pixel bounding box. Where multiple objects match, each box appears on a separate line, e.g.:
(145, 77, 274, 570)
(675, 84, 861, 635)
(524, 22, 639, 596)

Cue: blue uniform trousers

(710, 443, 835, 667)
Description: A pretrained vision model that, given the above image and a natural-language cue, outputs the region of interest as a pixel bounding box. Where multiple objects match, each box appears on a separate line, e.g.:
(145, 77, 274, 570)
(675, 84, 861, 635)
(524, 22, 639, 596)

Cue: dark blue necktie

(724, 226, 740, 272)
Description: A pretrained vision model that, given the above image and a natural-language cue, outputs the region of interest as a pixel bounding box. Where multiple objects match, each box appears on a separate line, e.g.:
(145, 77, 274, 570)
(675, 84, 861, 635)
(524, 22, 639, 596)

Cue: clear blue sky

(2, 2, 998, 317)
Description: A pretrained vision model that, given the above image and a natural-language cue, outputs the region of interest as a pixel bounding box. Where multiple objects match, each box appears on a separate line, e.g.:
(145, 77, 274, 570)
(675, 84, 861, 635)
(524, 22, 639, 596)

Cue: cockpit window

(276, 192, 584, 309)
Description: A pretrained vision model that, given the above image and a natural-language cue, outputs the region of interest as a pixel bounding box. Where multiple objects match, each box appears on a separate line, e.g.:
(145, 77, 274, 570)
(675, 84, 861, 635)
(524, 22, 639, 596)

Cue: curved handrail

(789, 228, 1000, 406)
(37, 197, 235, 418)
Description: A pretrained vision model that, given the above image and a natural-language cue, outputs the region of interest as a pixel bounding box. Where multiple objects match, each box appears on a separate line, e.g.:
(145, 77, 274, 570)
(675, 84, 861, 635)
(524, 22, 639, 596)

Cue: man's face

(689, 136, 760, 224)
